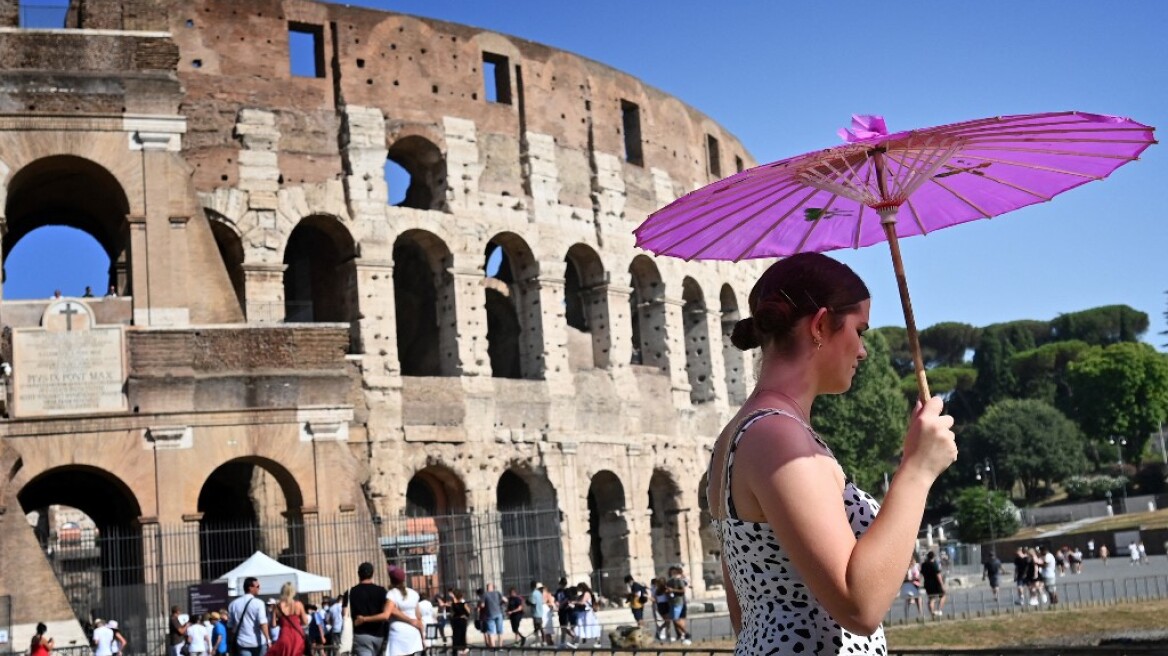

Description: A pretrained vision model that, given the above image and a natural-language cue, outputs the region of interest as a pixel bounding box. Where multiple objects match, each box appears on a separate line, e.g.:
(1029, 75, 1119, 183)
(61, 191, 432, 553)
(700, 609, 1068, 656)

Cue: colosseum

(0, 0, 768, 649)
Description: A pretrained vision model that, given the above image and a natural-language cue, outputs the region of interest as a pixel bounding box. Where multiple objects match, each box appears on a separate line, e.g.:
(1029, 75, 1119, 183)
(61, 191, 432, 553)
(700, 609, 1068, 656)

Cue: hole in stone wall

(482, 51, 512, 104)
(706, 134, 722, 177)
(356, 58, 365, 68)
(736, 155, 745, 173)
(192, 59, 202, 68)
(288, 22, 325, 78)
(620, 99, 643, 166)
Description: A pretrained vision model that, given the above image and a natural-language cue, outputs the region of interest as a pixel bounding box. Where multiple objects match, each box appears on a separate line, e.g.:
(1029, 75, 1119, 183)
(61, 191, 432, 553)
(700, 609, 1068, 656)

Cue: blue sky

(10, 1, 1167, 349)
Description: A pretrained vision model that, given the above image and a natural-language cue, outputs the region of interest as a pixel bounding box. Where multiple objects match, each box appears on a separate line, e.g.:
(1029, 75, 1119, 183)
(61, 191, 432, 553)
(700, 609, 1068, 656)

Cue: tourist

(624, 574, 650, 628)
(169, 606, 190, 656)
(1099, 543, 1110, 565)
(539, 582, 557, 646)
(305, 604, 327, 656)
(666, 566, 692, 644)
(706, 253, 956, 654)
(227, 578, 270, 656)
(982, 552, 1002, 601)
(1024, 547, 1042, 606)
(186, 614, 212, 656)
(505, 586, 527, 646)
(527, 581, 546, 643)
(93, 618, 126, 656)
(108, 621, 125, 655)
(29, 622, 53, 656)
(383, 565, 424, 656)
(325, 596, 344, 649)
(434, 590, 451, 644)
(265, 583, 308, 656)
(349, 562, 410, 656)
(1038, 545, 1058, 605)
(210, 612, 228, 656)
(652, 578, 674, 642)
(921, 551, 947, 616)
(900, 553, 923, 618)
(447, 589, 471, 656)
(574, 582, 601, 648)
(417, 589, 436, 652)
(1013, 547, 1029, 605)
(554, 578, 577, 648)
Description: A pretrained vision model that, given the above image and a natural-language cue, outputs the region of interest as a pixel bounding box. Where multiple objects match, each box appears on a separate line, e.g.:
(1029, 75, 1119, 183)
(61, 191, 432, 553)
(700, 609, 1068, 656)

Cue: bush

(1064, 474, 1128, 500)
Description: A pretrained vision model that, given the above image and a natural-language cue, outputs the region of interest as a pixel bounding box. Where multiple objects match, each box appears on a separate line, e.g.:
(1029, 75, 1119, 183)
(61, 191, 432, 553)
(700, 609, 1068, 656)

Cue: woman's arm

(721, 559, 742, 634)
(738, 397, 954, 635)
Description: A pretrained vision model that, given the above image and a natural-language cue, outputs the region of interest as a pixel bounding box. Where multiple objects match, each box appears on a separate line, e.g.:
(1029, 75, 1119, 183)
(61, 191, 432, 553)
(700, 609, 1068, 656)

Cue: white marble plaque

(10, 300, 128, 417)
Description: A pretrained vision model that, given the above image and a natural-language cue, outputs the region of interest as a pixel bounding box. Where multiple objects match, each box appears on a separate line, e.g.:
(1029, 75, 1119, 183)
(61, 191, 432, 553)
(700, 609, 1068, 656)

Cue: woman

(505, 586, 526, 646)
(447, 589, 471, 656)
(30, 622, 54, 656)
(574, 583, 601, 648)
(417, 590, 436, 651)
(707, 253, 956, 655)
(266, 582, 309, 656)
(900, 553, 923, 618)
(386, 566, 424, 656)
(186, 614, 212, 656)
(539, 584, 557, 646)
(652, 578, 673, 642)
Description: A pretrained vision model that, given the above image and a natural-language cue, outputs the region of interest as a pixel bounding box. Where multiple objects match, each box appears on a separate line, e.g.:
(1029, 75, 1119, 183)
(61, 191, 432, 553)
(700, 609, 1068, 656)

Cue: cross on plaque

(57, 303, 80, 331)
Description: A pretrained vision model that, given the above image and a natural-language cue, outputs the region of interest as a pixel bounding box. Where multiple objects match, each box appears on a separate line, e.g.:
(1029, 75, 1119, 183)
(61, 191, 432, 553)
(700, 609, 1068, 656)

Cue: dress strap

(722, 408, 816, 520)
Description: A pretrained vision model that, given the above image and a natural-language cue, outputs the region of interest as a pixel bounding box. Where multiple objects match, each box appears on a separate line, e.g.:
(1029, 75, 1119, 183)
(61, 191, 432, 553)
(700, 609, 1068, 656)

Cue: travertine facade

(0, 0, 768, 641)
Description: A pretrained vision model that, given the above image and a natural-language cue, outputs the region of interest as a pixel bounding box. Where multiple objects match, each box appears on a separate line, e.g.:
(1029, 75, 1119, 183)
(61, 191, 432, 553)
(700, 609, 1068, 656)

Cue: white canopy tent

(214, 551, 332, 596)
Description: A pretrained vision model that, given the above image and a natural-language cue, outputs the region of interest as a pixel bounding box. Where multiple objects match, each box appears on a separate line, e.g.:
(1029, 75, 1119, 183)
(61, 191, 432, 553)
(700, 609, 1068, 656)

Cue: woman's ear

(809, 307, 831, 342)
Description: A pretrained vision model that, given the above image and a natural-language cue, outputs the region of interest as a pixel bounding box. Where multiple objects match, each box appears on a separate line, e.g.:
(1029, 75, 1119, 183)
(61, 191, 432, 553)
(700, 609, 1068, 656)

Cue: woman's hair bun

(730, 317, 760, 351)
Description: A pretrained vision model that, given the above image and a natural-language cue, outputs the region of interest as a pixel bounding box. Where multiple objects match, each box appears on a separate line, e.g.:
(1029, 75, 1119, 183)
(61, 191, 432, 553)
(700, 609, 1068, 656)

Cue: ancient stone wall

(0, 0, 769, 633)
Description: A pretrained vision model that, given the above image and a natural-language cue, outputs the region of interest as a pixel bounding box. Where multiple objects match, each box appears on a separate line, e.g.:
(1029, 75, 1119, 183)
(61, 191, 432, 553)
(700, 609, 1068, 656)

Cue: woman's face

(820, 299, 870, 393)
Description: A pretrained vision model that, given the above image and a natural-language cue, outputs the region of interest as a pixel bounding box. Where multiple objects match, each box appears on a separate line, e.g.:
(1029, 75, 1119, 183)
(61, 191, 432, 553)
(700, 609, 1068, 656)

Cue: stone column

(133, 132, 189, 326)
(444, 117, 483, 211)
(557, 442, 591, 583)
(515, 272, 571, 386)
(701, 309, 729, 409)
(662, 297, 693, 408)
(354, 259, 399, 388)
(242, 263, 286, 322)
(677, 506, 708, 596)
(127, 213, 149, 319)
(446, 267, 491, 377)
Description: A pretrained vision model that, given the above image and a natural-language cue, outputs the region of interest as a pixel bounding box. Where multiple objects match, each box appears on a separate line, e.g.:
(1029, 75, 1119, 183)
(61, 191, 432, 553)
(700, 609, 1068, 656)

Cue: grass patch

(885, 599, 1168, 648)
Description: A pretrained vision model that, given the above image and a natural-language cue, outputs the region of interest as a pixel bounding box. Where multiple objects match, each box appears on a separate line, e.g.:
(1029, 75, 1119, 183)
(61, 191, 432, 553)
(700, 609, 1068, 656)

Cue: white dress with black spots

(715, 408, 887, 655)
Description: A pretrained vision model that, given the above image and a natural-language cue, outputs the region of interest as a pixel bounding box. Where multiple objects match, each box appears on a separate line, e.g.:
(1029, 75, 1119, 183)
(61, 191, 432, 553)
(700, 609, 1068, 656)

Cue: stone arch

(484, 232, 539, 379)
(387, 135, 449, 212)
(587, 470, 629, 598)
(648, 468, 683, 577)
(17, 465, 145, 636)
(197, 457, 306, 580)
(697, 472, 719, 589)
(206, 210, 246, 316)
(394, 229, 456, 376)
(496, 465, 561, 593)
(406, 464, 467, 517)
(282, 214, 361, 352)
(563, 243, 608, 369)
(720, 284, 747, 404)
(682, 277, 714, 404)
(3, 155, 131, 297)
(628, 255, 666, 370)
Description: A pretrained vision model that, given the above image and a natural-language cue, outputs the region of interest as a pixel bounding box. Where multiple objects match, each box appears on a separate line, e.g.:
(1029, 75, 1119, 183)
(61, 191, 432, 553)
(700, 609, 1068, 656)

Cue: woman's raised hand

(901, 396, 957, 483)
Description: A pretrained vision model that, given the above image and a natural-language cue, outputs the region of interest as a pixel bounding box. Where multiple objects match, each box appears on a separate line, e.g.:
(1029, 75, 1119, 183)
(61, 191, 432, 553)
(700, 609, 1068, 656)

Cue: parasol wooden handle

(880, 220, 931, 402)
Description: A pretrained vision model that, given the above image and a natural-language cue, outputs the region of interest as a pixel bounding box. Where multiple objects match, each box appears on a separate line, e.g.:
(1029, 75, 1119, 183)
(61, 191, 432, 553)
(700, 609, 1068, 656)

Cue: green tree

(972, 321, 1047, 412)
(1064, 342, 1168, 461)
(898, 365, 977, 407)
(813, 329, 907, 493)
(874, 326, 913, 377)
(1050, 304, 1149, 345)
(1010, 340, 1092, 407)
(953, 486, 1020, 544)
(961, 399, 1088, 502)
(919, 322, 981, 368)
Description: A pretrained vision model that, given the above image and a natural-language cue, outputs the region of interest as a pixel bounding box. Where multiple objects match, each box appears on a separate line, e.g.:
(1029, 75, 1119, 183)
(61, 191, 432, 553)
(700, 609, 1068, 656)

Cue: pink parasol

(635, 111, 1156, 400)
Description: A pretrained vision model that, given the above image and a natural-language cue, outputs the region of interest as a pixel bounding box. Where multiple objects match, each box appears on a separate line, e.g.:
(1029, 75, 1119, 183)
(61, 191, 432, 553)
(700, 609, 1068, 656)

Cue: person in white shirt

(417, 591, 436, 650)
(187, 614, 212, 655)
(227, 577, 272, 656)
(1038, 545, 1059, 605)
(93, 619, 125, 656)
(108, 621, 125, 655)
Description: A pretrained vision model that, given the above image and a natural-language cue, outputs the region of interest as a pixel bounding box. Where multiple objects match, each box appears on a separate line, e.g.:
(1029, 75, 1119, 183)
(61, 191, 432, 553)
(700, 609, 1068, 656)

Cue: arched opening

(197, 458, 305, 581)
(628, 256, 666, 370)
(402, 465, 469, 594)
(405, 465, 467, 517)
(4, 226, 110, 299)
(394, 231, 454, 376)
(564, 244, 608, 369)
(648, 469, 683, 576)
(282, 215, 360, 351)
(384, 159, 410, 206)
(697, 473, 720, 589)
(587, 470, 628, 598)
(386, 136, 449, 211)
(208, 215, 246, 316)
(18, 466, 144, 643)
(720, 284, 747, 405)
(496, 466, 562, 593)
(683, 278, 714, 403)
(484, 234, 538, 379)
(3, 155, 131, 300)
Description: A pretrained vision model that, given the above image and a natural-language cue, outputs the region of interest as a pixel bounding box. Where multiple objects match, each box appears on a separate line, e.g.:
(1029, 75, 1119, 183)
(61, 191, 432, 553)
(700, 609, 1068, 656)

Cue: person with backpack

(624, 575, 649, 628)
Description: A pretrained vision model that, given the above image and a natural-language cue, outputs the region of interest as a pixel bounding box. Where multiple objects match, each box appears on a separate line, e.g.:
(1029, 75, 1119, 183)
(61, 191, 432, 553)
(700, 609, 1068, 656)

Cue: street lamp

(1109, 436, 1129, 511)
(974, 458, 997, 490)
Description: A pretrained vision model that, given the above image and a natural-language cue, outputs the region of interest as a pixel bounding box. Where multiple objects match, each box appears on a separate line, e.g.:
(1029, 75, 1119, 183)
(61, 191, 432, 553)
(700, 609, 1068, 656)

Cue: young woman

(707, 253, 956, 655)
(265, 583, 309, 656)
(447, 589, 471, 656)
(900, 553, 923, 617)
(30, 622, 54, 656)
(385, 566, 424, 656)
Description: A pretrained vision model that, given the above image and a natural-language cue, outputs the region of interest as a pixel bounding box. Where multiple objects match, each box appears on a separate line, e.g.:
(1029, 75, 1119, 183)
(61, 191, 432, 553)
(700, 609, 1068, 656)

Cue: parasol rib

(731, 187, 826, 261)
(680, 185, 820, 261)
(926, 178, 994, 218)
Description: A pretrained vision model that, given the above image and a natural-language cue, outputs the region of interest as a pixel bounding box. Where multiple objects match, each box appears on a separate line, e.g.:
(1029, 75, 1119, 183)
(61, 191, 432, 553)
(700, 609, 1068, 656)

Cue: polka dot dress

(715, 409, 887, 655)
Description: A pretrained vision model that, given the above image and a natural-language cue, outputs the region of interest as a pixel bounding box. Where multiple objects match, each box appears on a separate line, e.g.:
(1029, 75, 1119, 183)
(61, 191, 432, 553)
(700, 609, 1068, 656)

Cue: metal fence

(32, 507, 563, 655)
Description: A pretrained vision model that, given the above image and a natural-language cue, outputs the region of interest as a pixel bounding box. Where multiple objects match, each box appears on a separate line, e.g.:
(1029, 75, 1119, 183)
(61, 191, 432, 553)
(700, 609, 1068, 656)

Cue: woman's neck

(752, 359, 816, 421)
